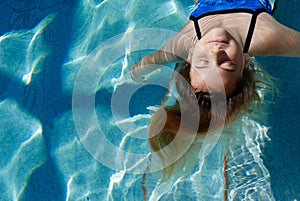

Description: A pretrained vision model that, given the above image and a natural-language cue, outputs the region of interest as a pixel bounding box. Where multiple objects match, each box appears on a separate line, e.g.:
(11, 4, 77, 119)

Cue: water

(0, 0, 299, 200)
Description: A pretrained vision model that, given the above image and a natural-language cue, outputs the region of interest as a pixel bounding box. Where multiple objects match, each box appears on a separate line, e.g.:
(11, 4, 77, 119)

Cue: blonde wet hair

(148, 57, 274, 179)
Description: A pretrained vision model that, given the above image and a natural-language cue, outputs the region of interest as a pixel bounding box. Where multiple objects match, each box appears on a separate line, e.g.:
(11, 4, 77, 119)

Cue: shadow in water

(0, 0, 80, 200)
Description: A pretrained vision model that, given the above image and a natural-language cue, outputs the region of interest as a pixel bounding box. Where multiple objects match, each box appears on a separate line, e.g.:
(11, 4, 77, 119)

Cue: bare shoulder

(178, 21, 198, 41)
(251, 13, 300, 56)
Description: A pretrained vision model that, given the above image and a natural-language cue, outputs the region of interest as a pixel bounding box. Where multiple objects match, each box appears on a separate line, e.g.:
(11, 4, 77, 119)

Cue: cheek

(228, 47, 245, 72)
(228, 40, 244, 59)
(230, 49, 243, 62)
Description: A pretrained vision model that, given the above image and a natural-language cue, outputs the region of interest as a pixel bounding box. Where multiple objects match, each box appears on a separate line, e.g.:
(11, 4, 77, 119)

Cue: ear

(243, 53, 250, 69)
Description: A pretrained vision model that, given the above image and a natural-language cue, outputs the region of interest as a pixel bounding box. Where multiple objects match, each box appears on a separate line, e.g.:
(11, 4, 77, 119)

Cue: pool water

(0, 0, 299, 200)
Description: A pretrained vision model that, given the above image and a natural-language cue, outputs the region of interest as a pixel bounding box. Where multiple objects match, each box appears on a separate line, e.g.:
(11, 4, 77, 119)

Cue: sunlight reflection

(23, 14, 56, 85)
(111, 42, 131, 91)
(152, 1, 178, 22)
(66, 176, 74, 201)
(0, 99, 46, 201)
(107, 171, 126, 200)
(0, 14, 55, 86)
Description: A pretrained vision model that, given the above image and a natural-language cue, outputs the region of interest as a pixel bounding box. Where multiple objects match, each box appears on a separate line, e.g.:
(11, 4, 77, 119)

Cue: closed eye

(220, 67, 235, 72)
(220, 62, 236, 72)
(195, 59, 209, 68)
(199, 60, 209, 65)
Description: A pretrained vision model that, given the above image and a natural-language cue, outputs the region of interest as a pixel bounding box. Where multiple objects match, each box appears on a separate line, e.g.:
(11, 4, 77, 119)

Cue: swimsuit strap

(192, 18, 202, 40)
(243, 8, 266, 53)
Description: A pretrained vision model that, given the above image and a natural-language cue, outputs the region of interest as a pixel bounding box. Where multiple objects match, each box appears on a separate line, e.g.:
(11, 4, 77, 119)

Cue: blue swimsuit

(190, 0, 273, 53)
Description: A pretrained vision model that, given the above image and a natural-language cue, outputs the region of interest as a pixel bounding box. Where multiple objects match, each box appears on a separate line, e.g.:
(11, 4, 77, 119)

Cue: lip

(208, 39, 229, 44)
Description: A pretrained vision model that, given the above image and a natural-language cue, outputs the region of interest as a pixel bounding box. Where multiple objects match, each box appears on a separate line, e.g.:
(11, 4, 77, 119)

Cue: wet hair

(148, 59, 273, 179)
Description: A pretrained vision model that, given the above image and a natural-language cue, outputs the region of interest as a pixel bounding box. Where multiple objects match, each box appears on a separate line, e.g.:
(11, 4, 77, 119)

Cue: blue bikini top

(190, 0, 273, 53)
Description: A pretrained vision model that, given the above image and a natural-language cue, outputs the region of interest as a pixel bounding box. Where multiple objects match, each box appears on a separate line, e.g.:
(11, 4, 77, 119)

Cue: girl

(131, 0, 300, 199)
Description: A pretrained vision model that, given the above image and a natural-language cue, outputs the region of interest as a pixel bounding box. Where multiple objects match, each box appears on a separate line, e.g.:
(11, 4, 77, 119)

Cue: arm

(281, 28, 300, 57)
(130, 48, 183, 82)
(130, 22, 196, 81)
(251, 14, 300, 57)
(268, 24, 300, 57)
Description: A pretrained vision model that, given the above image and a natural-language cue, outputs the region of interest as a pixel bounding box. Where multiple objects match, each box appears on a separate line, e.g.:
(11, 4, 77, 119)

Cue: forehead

(190, 66, 241, 97)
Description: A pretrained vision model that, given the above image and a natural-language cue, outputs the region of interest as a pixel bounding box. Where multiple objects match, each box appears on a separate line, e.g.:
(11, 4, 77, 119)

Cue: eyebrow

(197, 91, 210, 96)
(195, 91, 210, 99)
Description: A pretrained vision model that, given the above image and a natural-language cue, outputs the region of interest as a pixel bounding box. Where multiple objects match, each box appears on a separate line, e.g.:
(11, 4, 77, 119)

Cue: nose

(209, 44, 225, 54)
(208, 45, 227, 65)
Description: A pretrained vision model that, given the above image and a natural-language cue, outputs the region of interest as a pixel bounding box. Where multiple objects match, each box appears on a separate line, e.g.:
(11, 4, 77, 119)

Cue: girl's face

(189, 28, 250, 97)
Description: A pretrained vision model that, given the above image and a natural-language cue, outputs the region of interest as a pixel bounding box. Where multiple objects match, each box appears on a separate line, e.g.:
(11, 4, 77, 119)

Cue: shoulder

(165, 21, 198, 60)
(177, 21, 198, 42)
(250, 13, 300, 56)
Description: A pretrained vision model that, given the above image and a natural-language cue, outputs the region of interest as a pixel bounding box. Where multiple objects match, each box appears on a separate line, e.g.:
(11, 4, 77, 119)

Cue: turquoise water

(0, 0, 299, 200)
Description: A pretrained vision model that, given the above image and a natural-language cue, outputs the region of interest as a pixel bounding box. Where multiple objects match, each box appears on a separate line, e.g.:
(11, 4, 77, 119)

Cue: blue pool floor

(0, 0, 299, 200)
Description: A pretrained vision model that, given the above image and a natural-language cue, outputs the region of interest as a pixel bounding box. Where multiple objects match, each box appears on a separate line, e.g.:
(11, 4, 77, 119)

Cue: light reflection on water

(0, 99, 46, 201)
(0, 0, 298, 200)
